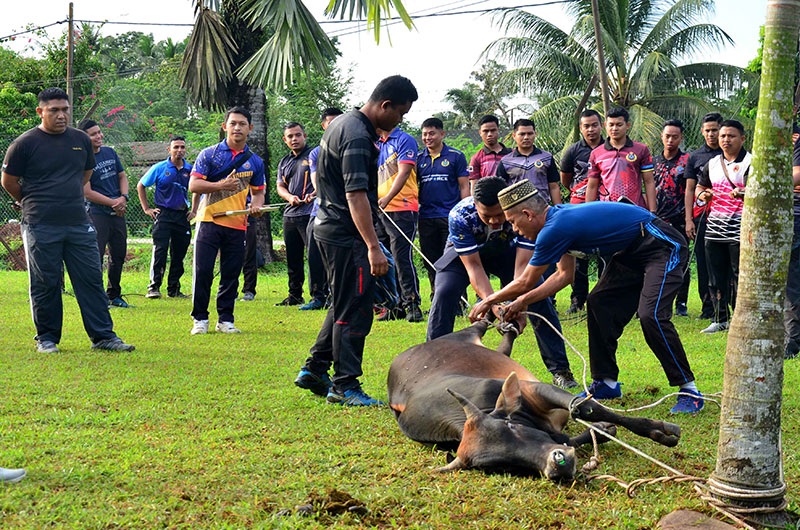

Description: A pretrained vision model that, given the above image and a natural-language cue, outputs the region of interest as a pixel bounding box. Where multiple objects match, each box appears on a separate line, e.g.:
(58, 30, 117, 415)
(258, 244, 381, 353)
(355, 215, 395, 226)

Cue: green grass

(1, 267, 799, 529)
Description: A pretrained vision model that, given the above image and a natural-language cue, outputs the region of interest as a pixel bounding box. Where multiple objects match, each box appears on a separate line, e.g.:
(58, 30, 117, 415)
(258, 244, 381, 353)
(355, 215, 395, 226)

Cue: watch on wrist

(121, 194, 129, 201)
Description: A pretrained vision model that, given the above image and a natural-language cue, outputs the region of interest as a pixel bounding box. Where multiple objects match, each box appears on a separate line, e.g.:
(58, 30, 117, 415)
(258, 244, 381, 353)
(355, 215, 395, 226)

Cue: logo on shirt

(244, 162, 251, 170)
(733, 165, 740, 172)
(626, 152, 637, 162)
(302, 160, 310, 166)
(405, 149, 415, 159)
(441, 159, 450, 167)
(467, 165, 474, 172)
(165, 171, 171, 176)
(534, 159, 544, 168)
(72, 147, 83, 151)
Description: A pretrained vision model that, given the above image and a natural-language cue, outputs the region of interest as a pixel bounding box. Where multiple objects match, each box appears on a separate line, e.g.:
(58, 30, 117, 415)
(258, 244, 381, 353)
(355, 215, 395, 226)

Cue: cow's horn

(446, 388, 484, 420)
(434, 456, 467, 473)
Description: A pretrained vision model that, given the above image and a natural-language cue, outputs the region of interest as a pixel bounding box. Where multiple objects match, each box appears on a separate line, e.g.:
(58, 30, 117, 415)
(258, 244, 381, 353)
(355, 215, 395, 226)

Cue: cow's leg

(566, 422, 617, 447)
(521, 382, 680, 447)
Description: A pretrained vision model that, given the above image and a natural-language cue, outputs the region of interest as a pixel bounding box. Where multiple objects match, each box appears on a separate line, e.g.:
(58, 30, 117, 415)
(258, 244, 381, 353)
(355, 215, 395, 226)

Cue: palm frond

(179, 6, 238, 110)
(237, 0, 338, 90)
(530, 94, 586, 154)
(626, 0, 656, 48)
(634, 0, 718, 61)
(629, 51, 681, 99)
(324, 0, 413, 43)
(627, 103, 665, 147)
(672, 62, 755, 96)
(654, 24, 734, 62)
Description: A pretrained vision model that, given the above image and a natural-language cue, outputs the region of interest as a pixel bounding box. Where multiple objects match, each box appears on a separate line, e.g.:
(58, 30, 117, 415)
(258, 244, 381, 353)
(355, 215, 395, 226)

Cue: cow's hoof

(593, 422, 617, 443)
(651, 421, 681, 447)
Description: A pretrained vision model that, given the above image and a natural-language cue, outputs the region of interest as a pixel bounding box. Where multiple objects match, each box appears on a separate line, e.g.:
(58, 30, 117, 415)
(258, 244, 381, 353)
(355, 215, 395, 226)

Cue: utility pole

(66, 2, 74, 124)
(590, 0, 611, 116)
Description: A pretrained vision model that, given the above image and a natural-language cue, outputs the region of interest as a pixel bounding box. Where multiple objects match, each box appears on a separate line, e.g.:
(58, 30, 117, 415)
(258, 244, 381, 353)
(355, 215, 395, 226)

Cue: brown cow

(387, 321, 681, 481)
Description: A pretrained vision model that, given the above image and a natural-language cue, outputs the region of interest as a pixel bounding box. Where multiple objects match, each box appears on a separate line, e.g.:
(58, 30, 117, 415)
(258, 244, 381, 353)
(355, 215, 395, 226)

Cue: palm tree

(486, 0, 754, 151)
(179, 0, 411, 260)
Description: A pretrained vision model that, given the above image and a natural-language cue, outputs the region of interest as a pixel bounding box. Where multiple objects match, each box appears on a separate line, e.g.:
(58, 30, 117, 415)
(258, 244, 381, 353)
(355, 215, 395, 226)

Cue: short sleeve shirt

(495, 147, 560, 200)
(529, 202, 654, 266)
(561, 138, 601, 204)
(652, 151, 689, 221)
(278, 145, 314, 217)
(448, 196, 535, 256)
(417, 142, 468, 219)
(191, 140, 265, 230)
(685, 144, 722, 217)
(139, 157, 192, 210)
(377, 128, 418, 212)
(309, 146, 320, 217)
(2, 126, 95, 225)
(697, 150, 751, 243)
(468, 144, 512, 181)
(314, 109, 380, 247)
(587, 137, 653, 208)
(87, 146, 126, 216)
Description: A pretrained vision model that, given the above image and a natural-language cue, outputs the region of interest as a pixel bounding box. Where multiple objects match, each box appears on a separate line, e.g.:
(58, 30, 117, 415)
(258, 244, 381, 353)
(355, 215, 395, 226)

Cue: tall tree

(707, 0, 800, 518)
(487, 0, 753, 150)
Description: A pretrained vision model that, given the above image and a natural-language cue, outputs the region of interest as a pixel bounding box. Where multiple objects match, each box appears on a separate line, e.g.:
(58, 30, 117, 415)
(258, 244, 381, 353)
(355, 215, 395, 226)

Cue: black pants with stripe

(90, 212, 127, 300)
(241, 216, 258, 296)
(149, 207, 191, 295)
(306, 216, 329, 303)
(304, 239, 375, 392)
(694, 213, 715, 317)
(705, 239, 740, 324)
(283, 214, 309, 299)
(586, 219, 695, 387)
(191, 222, 246, 323)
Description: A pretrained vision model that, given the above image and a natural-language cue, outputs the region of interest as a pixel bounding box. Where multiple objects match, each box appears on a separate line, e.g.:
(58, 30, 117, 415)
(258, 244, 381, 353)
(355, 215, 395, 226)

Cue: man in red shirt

(468, 115, 511, 190)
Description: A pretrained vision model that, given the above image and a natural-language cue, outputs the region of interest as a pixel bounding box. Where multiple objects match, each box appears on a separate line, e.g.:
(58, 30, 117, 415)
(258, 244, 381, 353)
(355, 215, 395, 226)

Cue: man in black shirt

(294, 75, 418, 407)
(1, 87, 135, 353)
(684, 112, 723, 320)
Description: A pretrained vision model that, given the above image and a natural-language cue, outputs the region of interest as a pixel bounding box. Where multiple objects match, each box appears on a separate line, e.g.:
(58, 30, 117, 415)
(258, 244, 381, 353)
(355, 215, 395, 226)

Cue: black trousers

(306, 216, 329, 302)
(785, 214, 800, 354)
(191, 222, 246, 322)
(242, 217, 258, 296)
(22, 223, 117, 344)
(705, 239, 740, 324)
(90, 212, 127, 300)
(665, 215, 691, 306)
(304, 239, 375, 392)
(418, 216, 449, 295)
(283, 215, 309, 299)
(149, 207, 191, 295)
(570, 256, 590, 307)
(377, 210, 420, 307)
(586, 220, 695, 387)
(694, 213, 715, 316)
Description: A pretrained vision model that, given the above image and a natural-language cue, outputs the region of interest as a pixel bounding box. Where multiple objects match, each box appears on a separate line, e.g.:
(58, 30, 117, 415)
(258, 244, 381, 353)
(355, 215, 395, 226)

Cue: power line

(0, 21, 67, 43)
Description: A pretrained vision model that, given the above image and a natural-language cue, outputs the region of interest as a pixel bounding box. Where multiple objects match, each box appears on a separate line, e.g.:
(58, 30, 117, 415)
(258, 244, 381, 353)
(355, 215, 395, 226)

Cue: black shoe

(565, 301, 584, 314)
(675, 303, 688, 317)
(405, 304, 424, 322)
(294, 368, 332, 397)
(785, 348, 798, 360)
(377, 307, 405, 321)
(275, 296, 304, 306)
(552, 370, 578, 389)
(168, 291, 190, 299)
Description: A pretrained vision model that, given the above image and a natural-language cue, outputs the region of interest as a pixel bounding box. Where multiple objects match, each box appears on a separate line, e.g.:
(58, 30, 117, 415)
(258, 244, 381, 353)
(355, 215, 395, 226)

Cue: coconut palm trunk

(707, 0, 800, 510)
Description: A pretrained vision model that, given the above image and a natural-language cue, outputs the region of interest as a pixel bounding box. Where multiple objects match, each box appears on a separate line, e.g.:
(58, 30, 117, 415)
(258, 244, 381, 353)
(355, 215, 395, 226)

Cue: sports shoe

(578, 380, 623, 400)
(168, 291, 190, 299)
(675, 303, 688, 317)
(670, 389, 704, 414)
(552, 370, 578, 390)
(91, 337, 135, 352)
(405, 304, 424, 322)
(326, 387, 384, 406)
(294, 369, 332, 396)
(299, 298, 325, 311)
(275, 295, 304, 306)
(0, 468, 26, 483)
(109, 297, 131, 308)
(215, 321, 242, 334)
(565, 301, 584, 314)
(191, 319, 209, 335)
(377, 307, 405, 322)
(36, 340, 59, 353)
(785, 348, 798, 360)
(145, 289, 161, 299)
(240, 292, 255, 302)
(701, 321, 729, 334)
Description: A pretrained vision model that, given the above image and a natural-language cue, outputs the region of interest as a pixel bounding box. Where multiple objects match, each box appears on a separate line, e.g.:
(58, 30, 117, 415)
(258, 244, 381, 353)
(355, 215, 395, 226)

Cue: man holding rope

(188, 106, 265, 335)
(469, 179, 704, 414)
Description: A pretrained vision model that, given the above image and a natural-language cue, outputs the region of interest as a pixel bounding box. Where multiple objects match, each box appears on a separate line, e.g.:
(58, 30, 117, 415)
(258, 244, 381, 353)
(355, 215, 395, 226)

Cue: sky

(0, 0, 770, 124)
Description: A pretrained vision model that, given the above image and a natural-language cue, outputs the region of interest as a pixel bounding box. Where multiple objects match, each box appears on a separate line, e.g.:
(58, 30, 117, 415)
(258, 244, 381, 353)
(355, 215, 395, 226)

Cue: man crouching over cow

(469, 179, 704, 414)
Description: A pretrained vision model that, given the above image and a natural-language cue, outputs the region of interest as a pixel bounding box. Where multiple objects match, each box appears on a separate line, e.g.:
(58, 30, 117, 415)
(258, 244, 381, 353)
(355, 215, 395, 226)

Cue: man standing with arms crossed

(294, 75, 418, 406)
(80, 119, 131, 308)
(560, 109, 603, 313)
(2, 87, 134, 353)
(137, 136, 197, 299)
(468, 115, 511, 189)
(188, 107, 265, 335)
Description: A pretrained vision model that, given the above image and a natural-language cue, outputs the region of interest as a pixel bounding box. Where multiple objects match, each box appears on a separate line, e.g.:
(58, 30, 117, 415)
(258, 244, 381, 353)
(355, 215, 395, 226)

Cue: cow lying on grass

(387, 321, 681, 481)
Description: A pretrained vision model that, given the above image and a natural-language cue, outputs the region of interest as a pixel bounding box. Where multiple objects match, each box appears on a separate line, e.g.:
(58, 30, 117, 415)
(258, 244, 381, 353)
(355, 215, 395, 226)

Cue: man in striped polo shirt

(496, 118, 562, 205)
(695, 120, 750, 334)
(468, 115, 511, 189)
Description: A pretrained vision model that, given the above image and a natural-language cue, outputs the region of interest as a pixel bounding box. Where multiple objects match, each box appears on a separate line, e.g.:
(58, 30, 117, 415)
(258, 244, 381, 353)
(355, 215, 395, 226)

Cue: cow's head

(435, 372, 576, 481)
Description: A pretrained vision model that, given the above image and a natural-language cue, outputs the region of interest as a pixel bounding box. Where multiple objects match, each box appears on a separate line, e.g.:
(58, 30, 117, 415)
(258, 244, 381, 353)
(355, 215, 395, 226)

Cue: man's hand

(377, 196, 390, 210)
(217, 172, 240, 192)
(469, 298, 495, 322)
(187, 210, 196, 221)
(698, 189, 713, 203)
(501, 298, 528, 322)
(288, 195, 302, 206)
(685, 218, 695, 240)
(367, 245, 389, 276)
(145, 207, 161, 220)
(303, 193, 316, 203)
(729, 188, 745, 200)
(111, 197, 127, 215)
(249, 204, 265, 217)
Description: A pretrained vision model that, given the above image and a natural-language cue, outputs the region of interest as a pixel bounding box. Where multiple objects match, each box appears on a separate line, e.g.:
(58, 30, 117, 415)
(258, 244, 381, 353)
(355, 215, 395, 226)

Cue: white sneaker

(0, 467, 26, 483)
(191, 319, 209, 335)
(701, 321, 729, 334)
(215, 321, 242, 334)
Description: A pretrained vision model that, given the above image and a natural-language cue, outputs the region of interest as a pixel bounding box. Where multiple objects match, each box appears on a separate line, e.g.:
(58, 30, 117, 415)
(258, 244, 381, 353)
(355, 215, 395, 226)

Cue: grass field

(1, 263, 799, 529)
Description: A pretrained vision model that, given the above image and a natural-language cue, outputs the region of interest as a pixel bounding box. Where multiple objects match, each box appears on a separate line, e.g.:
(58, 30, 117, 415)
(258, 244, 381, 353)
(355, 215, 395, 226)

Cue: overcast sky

(0, 0, 769, 123)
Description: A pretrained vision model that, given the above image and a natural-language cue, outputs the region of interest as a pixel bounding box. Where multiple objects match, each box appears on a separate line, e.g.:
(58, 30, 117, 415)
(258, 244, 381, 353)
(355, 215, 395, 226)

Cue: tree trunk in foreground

(707, 0, 800, 509)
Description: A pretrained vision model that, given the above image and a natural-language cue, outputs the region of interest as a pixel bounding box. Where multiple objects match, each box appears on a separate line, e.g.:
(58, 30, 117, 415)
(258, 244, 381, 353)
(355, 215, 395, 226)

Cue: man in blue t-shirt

(137, 136, 198, 299)
(80, 119, 130, 308)
(426, 176, 576, 389)
(417, 117, 469, 296)
(470, 179, 703, 414)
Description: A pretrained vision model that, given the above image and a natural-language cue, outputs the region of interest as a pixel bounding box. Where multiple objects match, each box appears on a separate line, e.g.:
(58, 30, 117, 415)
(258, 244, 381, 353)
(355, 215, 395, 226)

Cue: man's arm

(1, 173, 22, 202)
(793, 165, 800, 187)
(136, 180, 159, 220)
(84, 181, 126, 212)
(248, 187, 266, 216)
(347, 190, 388, 276)
(188, 172, 239, 194)
(585, 178, 599, 202)
(642, 170, 657, 212)
(549, 182, 562, 205)
(458, 176, 470, 199)
(684, 178, 697, 239)
(560, 171, 574, 189)
(515, 248, 533, 278)
(188, 192, 200, 221)
(459, 252, 495, 300)
(378, 163, 414, 209)
(276, 174, 301, 206)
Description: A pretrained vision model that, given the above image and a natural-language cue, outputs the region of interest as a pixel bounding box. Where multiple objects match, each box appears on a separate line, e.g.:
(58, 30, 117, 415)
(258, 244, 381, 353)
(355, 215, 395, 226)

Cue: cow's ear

(493, 372, 522, 417)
